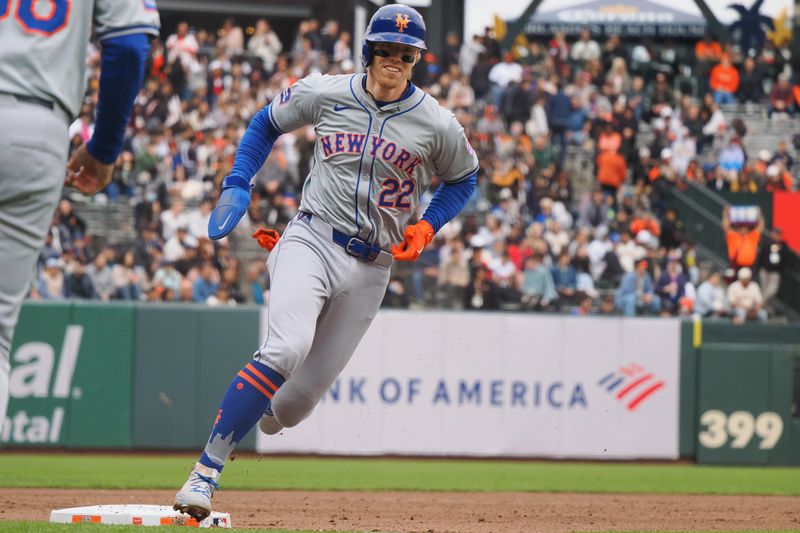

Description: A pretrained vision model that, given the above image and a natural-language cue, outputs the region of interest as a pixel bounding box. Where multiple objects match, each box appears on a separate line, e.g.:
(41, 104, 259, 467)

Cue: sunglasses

(372, 47, 416, 64)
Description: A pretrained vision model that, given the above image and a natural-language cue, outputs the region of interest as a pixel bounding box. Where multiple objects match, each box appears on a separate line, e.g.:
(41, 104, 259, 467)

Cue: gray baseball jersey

(268, 73, 479, 250)
(0, 0, 160, 119)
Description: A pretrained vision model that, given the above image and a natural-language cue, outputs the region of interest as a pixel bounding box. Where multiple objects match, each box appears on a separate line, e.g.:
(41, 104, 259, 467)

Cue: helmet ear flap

(361, 41, 372, 68)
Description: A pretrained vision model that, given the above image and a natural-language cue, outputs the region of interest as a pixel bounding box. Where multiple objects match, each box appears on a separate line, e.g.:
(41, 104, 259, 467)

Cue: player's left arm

(392, 115, 479, 261)
(66, 33, 152, 195)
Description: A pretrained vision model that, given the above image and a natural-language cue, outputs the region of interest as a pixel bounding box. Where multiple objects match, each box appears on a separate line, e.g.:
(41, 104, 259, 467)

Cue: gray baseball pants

(255, 213, 392, 429)
(0, 94, 69, 427)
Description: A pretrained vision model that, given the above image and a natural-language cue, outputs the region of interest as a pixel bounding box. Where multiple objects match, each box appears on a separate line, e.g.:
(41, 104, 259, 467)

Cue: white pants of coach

(0, 94, 69, 428)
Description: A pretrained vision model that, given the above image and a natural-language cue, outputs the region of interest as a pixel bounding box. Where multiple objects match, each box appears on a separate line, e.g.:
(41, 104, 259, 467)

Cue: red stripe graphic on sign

(616, 373, 653, 399)
(627, 381, 665, 411)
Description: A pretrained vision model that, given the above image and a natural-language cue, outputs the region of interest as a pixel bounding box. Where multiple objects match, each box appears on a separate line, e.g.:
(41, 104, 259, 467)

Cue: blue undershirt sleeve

(421, 172, 478, 233)
(86, 33, 150, 164)
(224, 106, 281, 188)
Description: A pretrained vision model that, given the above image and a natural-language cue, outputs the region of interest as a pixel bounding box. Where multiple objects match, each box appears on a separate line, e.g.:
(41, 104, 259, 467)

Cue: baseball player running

(0, 1, 160, 429)
(174, 4, 478, 521)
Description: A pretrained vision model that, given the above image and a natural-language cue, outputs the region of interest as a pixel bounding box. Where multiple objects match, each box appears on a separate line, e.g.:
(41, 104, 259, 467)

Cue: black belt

(1, 92, 54, 110)
(298, 212, 383, 263)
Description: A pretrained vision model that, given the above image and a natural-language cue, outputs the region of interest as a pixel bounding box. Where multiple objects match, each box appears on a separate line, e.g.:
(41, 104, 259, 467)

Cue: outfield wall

(258, 311, 681, 459)
(5, 302, 798, 464)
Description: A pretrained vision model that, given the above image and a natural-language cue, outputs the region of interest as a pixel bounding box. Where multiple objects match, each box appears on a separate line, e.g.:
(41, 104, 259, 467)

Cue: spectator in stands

(247, 19, 282, 74)
(770, 140, 795, 172)
(88, 252, 115, 302)
(738, 57, 763, 103)
(655, 259, 687, 314)
(218, 18, 244, 56)
(571, 29, 600, 65)
(551, 252, 578, 305)
(596, 147, 626, 202)
(207, 284, 237, 306)
(579, 189, 609, 229)
(65, 260, 97, 299)
(112, 249, 143, 301)
(544, 220, 570, 257)
(722, 206, 763, 271)
(615, 230, 645, 273)
(55, 198, 87, 249)
(727, 267, 768, 324)
(763, 163, 793, 192)
(153, 259, 182, 298)
(166, 22, 199, 72)
(192, 262, 219, 303)
(709, 55, 739, 105)
(546, 82, 572, 160)
(615, 259, 660, 316)
(695, 271, 728, 318)
(718, 137, 746, 175)
(671, 127, 696, 175)
(571, 295, 594, 316)
(437, 241, 470, 310)
(659, 208, 684, 251)
(769, 74, 795, 118)
(320, 20, 340, 59)
(38, 258, 65, 300)
(695, 32, 723, 96)
(465, 264, 500, 311)
(646, 72, 675, 118)
(243, 261, 266, 305)
(333, 32, 352, 66)
(164, 225, 198, 263)
(525, 94, 549, 139)
(161, 199, 187, 241)
(488, 52, 522, 109)
(519, 254, 556, 311)
(759, 228, 788, 305)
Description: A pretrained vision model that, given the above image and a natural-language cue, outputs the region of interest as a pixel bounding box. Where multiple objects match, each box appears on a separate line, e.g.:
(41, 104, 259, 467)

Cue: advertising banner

(4, 302, 134, 447)
(258, 312, 681, 459)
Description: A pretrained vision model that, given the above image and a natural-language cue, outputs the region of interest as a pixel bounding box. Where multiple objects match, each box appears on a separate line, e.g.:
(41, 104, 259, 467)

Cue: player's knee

(260, 338, 314, 376)
(270, 384, 317, 428)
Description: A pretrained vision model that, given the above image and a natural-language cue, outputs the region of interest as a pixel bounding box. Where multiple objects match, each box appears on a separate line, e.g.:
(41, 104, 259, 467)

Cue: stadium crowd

(29, 14, 800, 323)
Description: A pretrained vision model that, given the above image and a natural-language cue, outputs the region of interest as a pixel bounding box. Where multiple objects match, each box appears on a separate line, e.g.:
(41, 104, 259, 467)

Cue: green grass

(0, 454, 799, 495)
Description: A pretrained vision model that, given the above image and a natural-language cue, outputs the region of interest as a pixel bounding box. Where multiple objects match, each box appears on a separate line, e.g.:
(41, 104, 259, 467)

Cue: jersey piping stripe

(244, 363, 280, 393)
(259, 225, 286, 360)
(348, 74, 373, 236)
(267, 104, 285, 135)
(366, 91, 427, 243)
(95, 24, 160, 40)
(237, 371, 274, 399)
(448, 165, 480, 184)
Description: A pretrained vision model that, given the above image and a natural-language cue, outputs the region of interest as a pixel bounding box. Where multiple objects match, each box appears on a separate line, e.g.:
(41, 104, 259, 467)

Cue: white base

(50, 504, 231, 528)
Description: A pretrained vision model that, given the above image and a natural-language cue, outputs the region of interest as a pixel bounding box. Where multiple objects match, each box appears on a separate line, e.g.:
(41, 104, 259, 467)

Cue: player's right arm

(208, 74, 322, 239)
(66, 0, 160, 195)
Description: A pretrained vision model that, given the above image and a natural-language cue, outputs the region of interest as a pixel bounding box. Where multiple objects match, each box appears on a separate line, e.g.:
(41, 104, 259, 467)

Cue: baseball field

(0, 453, 798, 532)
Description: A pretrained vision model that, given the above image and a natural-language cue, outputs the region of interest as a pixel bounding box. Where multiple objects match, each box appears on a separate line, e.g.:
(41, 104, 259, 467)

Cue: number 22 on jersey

(0, 0, 71, 36)
(378, 177, 415, 210)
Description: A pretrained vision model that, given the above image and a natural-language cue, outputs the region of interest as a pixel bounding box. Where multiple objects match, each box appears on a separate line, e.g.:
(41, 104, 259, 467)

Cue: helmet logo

(395, 13, 410, 32)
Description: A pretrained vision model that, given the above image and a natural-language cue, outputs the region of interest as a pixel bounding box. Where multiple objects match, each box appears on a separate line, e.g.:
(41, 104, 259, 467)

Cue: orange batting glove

(252, 228, 280, 251)
(391, 220, 434, 261)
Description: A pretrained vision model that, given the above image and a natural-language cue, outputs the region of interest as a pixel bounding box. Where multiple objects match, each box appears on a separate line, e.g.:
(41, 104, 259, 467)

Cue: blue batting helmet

(361, 4, 427, 68)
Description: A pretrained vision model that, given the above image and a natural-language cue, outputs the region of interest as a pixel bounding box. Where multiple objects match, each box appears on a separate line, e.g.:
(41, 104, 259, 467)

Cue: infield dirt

(1, 488, 799, 532)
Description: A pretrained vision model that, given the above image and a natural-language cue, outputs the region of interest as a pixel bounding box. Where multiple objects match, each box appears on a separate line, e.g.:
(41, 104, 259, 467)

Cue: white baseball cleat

(173, 462, 221, 521)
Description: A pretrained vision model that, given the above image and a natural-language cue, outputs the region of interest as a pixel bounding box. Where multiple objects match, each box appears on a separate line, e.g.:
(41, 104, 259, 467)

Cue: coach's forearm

(87, 33, 150, 164)
(421, 172, 477, 233)
(227, 106, 282, 185)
